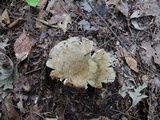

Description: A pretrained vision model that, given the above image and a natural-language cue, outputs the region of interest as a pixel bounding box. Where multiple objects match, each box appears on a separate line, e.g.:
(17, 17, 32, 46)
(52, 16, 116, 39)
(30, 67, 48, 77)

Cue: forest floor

(0, 0, 160, 120)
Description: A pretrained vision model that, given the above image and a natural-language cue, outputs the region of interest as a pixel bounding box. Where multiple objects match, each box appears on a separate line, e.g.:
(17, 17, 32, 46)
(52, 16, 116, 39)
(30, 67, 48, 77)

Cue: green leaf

(25, 0, 39, 7)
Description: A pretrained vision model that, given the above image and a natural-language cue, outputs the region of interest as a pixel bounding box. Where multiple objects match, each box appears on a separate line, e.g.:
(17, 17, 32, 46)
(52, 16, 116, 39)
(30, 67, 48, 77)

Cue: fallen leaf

(46, 0, 81, 32)
(140, 41, 160, 66)
(0, 9, 10, 29)
(116, 0, 129, 17)
(0, 52, 14, 89)
(46, 0, 79, 15)
(122, 48, 138, 73)
(130, 0, 160, 28)
(125, 56, 138, 73)
(153, 44, 160, 65)
(26, 104, 43, 120)
(14, 73, 31, 92)
(128, 82, 148, 107)
(14, 29, 32, 61)
(78, 19, 98, 31)
(37, 0, 47, 9)
(16, 93, 25, 113)
(80, 1, 92, 12)
(0, 38, 9, 51)
(3, 94, 20, 120)
(153, 77, 160, 88)
(105, 0, 129, 17)
(48, 13, 71, 32)
(140, 41, 154, 65)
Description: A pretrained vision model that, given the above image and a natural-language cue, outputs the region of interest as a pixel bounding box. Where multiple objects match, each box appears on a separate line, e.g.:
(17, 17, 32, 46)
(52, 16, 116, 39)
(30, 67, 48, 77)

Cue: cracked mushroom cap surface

(46, 37, 115, 88)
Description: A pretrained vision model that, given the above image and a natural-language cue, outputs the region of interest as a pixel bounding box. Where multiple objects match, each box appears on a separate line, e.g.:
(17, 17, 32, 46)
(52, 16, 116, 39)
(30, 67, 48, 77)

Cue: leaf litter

(0, 0, 160, 119)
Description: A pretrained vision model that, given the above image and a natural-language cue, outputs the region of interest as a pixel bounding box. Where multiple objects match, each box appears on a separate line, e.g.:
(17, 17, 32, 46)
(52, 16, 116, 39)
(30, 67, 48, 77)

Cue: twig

(33, 17, 58, 28)
(24, 67, 42, 75)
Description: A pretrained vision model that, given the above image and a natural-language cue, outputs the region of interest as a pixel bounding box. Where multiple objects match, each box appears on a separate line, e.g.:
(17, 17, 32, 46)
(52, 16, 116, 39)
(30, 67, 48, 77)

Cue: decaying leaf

(119, 79, 148, 107)
(105, 0, 129, 17)
(80, 1, 92, 12)
(46, 37, 115, 89)
(140, 41, 160, 66)
(3, 93, 20, 119)
(14, 29, 32, 61)
(128, 82, 148, 107)
(0, 9, 10, 29)
(153, 44, 160, 65)
(78, 19, 98, 31)
(130, 0, 160, 29)
(0, 38, 9, 51)
(0, 52, 14, 89)
(37, 0, 47, 9)
(46, 0, 81, 32)
(48, 13, 71, 33)
(130, 10, 153, 30)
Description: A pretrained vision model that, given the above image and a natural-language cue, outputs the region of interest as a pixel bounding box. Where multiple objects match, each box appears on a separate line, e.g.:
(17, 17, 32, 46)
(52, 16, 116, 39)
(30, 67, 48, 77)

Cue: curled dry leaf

(46, 37, 116, 89)
(14, 30, 32, 61)
(0, 9, 10, 29)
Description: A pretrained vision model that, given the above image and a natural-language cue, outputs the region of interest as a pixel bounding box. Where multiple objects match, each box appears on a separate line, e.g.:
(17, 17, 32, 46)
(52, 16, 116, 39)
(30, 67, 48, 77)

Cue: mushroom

(46, 37, 115, 89)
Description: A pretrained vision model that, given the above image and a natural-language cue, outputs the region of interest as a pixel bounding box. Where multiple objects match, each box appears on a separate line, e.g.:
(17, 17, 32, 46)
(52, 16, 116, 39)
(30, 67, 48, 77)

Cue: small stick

(24, 67, 42, 75)
(33, 17, 58, 28)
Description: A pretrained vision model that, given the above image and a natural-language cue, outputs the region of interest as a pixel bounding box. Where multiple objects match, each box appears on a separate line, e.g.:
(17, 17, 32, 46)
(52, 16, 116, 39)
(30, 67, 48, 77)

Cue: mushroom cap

(46, 37, 115, 88)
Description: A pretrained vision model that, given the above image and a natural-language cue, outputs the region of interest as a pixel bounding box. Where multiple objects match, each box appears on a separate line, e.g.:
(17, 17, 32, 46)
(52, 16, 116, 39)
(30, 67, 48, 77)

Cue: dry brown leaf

(125, 56, 138, 73)
(14, 30, 32, 61)
(0, 9, 10, 28)
(121, 47, 138, 72)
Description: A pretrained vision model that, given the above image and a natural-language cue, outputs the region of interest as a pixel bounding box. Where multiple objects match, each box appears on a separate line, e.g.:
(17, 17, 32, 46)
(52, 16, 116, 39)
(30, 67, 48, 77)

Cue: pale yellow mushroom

(46, 37, 116, 89)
